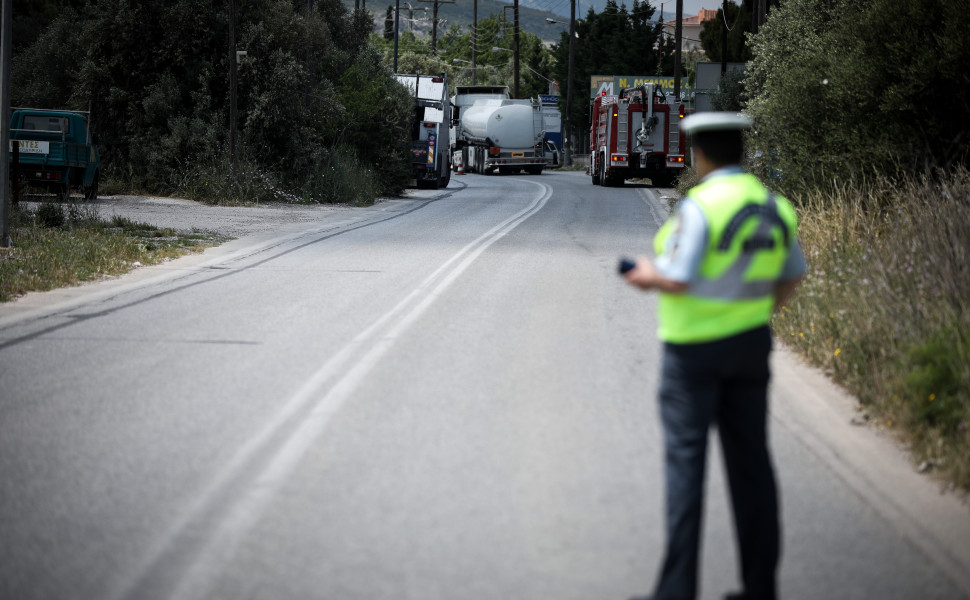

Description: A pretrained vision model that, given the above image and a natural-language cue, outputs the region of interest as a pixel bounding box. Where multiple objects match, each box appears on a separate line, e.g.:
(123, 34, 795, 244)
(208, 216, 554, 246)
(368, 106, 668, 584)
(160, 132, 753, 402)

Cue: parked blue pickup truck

(9, 109, 100, 201)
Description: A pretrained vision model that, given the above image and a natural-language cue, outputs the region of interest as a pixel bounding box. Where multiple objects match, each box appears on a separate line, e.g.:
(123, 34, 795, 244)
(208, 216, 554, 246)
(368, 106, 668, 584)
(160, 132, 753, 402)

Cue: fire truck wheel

(599, 158, 610, 187)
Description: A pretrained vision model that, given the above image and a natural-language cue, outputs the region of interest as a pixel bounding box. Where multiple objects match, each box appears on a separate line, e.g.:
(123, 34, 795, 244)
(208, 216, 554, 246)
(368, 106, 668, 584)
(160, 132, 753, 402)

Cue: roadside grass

(673, 164, 969, 491)
(0, 202, 227, 302)
(558, 159, 588, 172)
(778, 169, 970, 492)
(172, 148, 380, 206)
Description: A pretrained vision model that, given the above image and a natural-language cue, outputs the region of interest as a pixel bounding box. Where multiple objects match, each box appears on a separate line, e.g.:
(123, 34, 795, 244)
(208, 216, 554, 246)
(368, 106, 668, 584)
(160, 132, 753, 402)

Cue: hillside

(349, 0, 572, 41)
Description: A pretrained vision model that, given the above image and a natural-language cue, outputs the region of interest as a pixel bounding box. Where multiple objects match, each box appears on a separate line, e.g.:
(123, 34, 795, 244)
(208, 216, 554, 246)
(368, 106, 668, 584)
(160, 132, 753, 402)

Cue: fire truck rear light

(432, 76, 444, 83)
(423, 122, 435, 128)
(679, 105, 685, 119)
(489, 146, 501, 156)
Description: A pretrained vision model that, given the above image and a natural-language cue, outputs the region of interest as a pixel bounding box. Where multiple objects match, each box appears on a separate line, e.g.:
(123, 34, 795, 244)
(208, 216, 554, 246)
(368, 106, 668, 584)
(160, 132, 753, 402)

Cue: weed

(0, 205, 227, 302)
(36, 202, 66, 228)
(780, 167, 970, 490)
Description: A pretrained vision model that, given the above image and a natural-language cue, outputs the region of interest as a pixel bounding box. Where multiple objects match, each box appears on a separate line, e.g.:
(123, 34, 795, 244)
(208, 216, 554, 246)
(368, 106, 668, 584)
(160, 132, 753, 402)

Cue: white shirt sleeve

(653, 199, 709, 283)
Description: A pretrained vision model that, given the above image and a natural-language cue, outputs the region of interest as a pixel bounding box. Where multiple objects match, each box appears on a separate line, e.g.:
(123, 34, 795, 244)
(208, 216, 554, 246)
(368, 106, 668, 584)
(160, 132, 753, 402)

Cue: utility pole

(432, 0, 438, 53)
(752, 0, 768, 35)
(229, 0, 238, 179)
(673, 0, 682, 100)
(0, 0, 12, 247)
(306, 0, 314, 109)
(419, 0, 454, 58)
(513, 0, 520, 98)
(657, 2, 664, 75)
(472, 0, 477, 84)
(393, 0, 400, 72)
(564, 0, 575, 166)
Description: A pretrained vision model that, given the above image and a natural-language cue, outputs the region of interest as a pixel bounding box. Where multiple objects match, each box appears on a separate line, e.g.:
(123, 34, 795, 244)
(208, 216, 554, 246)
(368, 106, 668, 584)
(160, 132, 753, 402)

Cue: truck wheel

(83, 173, 100, 202)
(591, 159, 600, 185)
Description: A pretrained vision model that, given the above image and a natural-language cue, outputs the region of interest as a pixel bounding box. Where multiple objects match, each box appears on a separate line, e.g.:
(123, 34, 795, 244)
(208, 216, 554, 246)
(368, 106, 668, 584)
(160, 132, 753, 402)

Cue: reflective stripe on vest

(688, 193, 782, 300)
(653, 173, 798, 343)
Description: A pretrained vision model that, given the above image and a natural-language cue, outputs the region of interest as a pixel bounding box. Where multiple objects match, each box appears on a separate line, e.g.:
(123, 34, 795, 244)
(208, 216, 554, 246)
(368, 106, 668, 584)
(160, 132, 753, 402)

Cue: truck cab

(395, 74, 452, 189)
(9, 109, 100, 201)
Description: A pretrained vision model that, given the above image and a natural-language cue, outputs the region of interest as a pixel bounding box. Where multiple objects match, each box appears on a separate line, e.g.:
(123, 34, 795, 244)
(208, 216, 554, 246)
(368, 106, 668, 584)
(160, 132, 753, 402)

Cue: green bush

(36, 202, 66, 229)
(745, 0, 970, 195)
(906, 329, 969, 432)
(12, 0, 412, 204)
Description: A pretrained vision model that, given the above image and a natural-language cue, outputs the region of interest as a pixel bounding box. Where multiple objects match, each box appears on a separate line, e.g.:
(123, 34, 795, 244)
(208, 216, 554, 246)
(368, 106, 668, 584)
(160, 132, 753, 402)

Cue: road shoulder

(771, 345, 970, 595)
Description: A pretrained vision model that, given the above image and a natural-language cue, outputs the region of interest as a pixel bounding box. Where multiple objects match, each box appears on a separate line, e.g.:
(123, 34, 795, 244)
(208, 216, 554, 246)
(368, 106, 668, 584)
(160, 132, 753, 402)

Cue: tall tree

(550, 1, 664, 153)
(13, 0, 412, 199)
(745, 0, 970, 192)
(700, 0, 753, 63)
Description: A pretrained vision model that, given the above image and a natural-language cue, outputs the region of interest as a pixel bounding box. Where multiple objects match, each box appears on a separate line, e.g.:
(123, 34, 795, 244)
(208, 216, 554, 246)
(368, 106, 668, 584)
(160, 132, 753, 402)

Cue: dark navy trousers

(651, 325, 780, 600)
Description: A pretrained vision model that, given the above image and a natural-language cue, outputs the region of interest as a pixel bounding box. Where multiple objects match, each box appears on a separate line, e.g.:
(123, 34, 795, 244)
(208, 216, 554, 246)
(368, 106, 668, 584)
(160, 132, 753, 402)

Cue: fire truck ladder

(668, 110, 680, 154)
(617, 104, 628, 154)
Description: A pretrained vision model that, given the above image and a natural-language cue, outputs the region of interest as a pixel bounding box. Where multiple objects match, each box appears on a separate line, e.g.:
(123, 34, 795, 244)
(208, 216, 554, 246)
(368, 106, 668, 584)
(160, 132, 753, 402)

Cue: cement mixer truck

(452, 86, 546, 175)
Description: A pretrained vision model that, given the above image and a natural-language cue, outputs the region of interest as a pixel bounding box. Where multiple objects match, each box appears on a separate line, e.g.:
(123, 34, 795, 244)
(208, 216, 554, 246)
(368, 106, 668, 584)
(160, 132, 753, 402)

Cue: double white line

(114, 180, 552, 600)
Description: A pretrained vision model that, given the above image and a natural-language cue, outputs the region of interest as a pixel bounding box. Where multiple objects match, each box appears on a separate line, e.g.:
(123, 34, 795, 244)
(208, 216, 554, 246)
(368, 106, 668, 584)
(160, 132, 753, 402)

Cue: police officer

(624, 112, 805, 600)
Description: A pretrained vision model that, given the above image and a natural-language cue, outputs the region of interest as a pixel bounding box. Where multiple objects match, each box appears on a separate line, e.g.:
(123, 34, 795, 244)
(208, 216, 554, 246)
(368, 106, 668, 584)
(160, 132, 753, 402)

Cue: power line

(720, 2, 743, 32)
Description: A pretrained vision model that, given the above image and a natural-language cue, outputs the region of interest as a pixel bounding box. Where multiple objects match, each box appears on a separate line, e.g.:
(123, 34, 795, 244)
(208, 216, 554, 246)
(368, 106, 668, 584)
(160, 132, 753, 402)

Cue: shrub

(36, 202, 66, 228)
(779, 168, 970, 489)
(745, 0, 970, 194)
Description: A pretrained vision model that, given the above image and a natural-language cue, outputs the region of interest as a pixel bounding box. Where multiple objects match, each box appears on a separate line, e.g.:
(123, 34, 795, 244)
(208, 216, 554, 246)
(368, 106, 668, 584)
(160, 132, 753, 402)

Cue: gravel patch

(85, 195, 366, 238)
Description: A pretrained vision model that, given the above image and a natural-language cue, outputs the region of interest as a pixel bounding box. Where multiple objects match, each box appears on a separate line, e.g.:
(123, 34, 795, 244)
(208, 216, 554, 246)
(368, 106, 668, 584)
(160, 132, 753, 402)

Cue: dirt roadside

(79, 194, 396, 238)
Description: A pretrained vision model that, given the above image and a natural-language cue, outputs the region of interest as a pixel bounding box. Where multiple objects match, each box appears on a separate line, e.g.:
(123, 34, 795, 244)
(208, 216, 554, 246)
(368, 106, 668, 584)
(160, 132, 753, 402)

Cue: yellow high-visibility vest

(654, 172, 799, 343)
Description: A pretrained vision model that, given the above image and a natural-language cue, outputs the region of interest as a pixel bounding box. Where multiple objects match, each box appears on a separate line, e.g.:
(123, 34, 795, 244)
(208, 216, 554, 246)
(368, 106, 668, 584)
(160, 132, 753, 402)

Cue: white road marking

(112, 180, 552, 600)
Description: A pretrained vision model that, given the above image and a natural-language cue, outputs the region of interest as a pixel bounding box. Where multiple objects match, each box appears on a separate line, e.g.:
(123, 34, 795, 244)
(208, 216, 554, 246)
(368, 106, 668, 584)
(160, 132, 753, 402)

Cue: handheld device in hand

(618, 257, 636, 275)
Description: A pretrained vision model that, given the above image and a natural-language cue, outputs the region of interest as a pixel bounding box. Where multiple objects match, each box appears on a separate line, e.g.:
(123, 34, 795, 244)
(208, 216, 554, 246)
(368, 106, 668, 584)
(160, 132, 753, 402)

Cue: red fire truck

(588, 83, 686, 187)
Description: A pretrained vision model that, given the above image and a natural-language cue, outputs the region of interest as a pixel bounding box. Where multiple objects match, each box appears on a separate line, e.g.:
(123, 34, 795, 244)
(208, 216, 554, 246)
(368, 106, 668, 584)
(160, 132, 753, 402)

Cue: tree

(13, 0, 412, 200)
(550, 1, 665, 153)
(711, 68, 745, 111)
(700, 0, 753, 63)
(384, 5, 394, 40)
(745, 0, 970, 192)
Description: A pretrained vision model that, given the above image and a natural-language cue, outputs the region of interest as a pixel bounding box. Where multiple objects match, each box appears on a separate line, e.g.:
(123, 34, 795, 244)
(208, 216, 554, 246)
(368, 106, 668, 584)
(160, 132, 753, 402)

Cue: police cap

(681, 112, 752, 135)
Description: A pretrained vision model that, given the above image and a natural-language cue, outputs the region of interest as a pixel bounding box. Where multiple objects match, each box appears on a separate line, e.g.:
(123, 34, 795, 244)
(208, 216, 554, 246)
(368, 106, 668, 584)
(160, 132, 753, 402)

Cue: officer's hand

(624, 256, 658, 290)
(625, 257, 689, 294)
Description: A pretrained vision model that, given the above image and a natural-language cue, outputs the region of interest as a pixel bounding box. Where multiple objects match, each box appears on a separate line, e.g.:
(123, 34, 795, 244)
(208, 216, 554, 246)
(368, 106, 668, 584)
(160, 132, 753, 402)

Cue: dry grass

(0, 202, 227, 302)
(778, 169, 970, 491)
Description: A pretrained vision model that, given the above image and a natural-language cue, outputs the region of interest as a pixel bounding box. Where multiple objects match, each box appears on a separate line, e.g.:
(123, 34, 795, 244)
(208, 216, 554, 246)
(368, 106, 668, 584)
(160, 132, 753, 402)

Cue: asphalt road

(1, 171, 968, 600)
